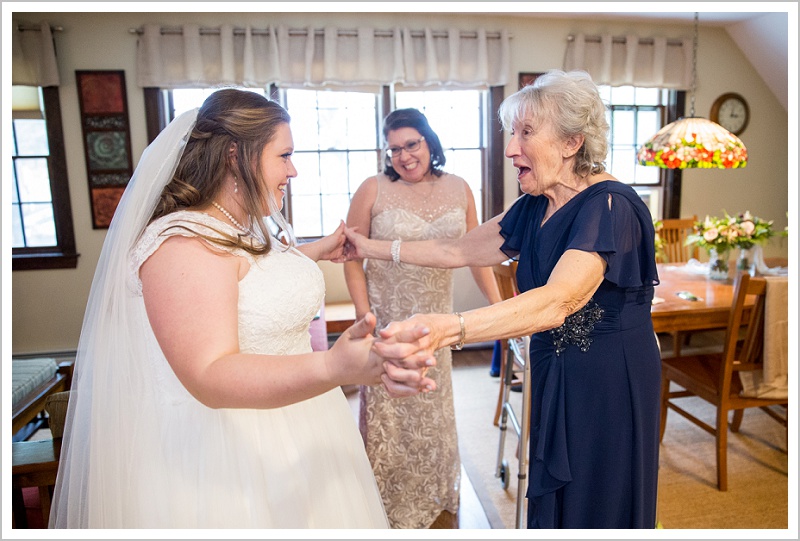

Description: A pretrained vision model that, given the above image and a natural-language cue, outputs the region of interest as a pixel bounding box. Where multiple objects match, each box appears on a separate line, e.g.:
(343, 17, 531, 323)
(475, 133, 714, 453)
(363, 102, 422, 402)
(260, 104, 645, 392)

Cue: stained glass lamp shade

(636, 13, 747, 170)
(636, 116, 748, 169)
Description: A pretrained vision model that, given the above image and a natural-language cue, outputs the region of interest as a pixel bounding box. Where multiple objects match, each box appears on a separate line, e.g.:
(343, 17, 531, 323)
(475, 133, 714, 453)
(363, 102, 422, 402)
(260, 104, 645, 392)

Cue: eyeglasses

(386, 137, 425, 158)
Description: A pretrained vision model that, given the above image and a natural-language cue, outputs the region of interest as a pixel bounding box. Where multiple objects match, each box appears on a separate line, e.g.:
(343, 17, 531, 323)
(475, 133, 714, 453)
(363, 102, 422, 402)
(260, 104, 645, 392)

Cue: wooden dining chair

(491, 259, 522, 426)
(12, 391, 70, 528)
(659, 273, 788, 491)
(656, 216, 699, 264)
(656, 216, 702, 356)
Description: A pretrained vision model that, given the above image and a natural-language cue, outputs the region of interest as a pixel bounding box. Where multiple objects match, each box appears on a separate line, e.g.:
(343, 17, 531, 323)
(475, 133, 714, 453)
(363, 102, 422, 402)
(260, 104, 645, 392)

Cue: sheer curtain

(11, 19, 61, 86)
(563, 33, 692, 89)
(135, 24, 510, 89)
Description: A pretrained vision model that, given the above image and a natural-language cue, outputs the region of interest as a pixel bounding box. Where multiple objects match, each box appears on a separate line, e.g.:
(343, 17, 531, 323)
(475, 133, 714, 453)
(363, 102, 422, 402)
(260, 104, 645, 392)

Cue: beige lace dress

(359, 173, 467, 529)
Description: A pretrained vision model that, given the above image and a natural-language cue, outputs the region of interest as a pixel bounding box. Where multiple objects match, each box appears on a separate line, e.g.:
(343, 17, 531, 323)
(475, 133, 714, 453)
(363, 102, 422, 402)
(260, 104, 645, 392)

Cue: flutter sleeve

(567, 184, 659, 288)
(498, 195, 537, 260)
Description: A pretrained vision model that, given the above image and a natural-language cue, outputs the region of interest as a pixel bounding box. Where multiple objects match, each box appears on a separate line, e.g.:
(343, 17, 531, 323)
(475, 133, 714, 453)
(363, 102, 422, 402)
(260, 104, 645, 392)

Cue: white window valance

(135, 24, 510, 89)
(11, 19, 61, 87)
(563, 33, 692, 89)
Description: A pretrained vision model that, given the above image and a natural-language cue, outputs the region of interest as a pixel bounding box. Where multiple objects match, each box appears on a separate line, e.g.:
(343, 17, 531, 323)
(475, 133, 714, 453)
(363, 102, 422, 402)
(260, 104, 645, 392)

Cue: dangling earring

(234, 175, 238, 193)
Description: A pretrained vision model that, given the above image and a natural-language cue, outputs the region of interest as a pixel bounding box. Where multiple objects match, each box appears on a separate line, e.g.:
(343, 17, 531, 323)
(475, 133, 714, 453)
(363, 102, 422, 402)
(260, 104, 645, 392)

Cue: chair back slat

(658, 216, 699, 263)
(719, 273, 768, 392)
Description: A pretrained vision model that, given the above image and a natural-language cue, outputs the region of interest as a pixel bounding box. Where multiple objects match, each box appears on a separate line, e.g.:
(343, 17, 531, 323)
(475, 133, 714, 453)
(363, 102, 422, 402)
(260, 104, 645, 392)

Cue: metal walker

(494, 333, 531, 529)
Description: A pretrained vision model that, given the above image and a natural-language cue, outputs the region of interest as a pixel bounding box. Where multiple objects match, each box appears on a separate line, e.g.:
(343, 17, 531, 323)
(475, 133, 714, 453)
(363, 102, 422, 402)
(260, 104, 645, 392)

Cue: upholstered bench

(11, 358, 72, 437)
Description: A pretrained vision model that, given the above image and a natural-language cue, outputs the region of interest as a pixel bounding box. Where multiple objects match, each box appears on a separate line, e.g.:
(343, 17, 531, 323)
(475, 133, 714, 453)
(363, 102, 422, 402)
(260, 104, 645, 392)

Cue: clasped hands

(336, 312, 442, 398)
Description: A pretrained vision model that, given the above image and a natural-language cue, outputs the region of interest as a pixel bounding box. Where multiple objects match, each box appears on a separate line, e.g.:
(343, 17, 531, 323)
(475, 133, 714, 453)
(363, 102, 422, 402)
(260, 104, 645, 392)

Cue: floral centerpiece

(731, 211, 785, 275)
(685, 212, 741, 279)
(686, 211, 784, 278)
(685, 212, 739, 252)
(733, 211, 778, 249)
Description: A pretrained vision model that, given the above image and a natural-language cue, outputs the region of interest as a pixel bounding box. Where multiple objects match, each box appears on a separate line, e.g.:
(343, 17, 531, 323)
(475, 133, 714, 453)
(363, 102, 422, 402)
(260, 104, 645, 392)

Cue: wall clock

(709, 93, 749, 135)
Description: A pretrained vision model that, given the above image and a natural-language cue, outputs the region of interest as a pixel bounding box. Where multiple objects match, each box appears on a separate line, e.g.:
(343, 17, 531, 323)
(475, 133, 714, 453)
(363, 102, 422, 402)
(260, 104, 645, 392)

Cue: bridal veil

(49, 108, 199, 528)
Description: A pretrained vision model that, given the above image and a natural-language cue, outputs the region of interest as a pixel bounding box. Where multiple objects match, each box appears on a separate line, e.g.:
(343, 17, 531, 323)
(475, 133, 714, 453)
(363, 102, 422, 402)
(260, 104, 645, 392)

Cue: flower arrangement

(685, 212, 741, 254)
(686, 211, 783, 253)
(733, 211, 781, 249)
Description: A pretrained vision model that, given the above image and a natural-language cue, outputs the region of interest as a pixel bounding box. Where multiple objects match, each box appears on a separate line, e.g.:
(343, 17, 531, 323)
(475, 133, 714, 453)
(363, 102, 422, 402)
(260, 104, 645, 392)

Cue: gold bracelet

(450, 312, 465, 351)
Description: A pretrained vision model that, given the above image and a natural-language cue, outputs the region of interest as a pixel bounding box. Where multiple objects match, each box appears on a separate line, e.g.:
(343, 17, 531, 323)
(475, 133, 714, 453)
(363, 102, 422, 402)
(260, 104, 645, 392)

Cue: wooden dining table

(651, 260, 788, 334)
(652, 261, 789, 399)
(651, 263, 742, 334)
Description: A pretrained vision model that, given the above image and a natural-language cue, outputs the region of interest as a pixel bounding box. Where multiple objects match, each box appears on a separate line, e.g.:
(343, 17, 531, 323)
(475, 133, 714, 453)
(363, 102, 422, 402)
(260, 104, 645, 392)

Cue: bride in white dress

(50, 89, 435, 528)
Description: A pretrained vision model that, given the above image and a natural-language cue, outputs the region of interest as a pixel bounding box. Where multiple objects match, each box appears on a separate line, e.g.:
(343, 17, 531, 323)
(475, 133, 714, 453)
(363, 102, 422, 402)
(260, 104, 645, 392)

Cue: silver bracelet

(450, 312, 466, 351)
(391, 239, 402, 264)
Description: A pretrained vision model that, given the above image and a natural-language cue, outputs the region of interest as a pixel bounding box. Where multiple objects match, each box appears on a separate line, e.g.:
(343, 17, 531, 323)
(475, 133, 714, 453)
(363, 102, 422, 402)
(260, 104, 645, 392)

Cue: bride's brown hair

(152, 88, 292, 254)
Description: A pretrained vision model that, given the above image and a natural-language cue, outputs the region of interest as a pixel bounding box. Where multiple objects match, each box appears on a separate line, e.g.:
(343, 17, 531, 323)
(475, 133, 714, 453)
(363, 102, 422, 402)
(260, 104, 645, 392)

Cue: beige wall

(10, 11, 790, 354)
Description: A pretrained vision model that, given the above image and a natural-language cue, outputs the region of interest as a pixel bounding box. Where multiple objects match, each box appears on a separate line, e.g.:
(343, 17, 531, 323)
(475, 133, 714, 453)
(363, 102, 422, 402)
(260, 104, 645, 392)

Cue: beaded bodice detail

(371, 173, 467, 224)
(549, 298, 605, 356)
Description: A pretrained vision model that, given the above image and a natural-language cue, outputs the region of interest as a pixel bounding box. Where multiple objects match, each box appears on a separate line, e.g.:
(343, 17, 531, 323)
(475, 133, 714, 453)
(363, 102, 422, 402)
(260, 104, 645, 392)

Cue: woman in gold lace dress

(344, 108, 501, 529)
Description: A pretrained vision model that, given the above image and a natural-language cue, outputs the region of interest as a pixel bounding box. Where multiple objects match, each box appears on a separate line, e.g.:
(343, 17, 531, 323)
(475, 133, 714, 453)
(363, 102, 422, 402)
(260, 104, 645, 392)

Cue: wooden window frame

(12, 87, 79, 271)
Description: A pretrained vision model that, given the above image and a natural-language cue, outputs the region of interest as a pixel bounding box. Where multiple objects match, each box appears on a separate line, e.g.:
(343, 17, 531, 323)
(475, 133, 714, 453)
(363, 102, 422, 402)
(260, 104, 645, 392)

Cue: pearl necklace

(211, 201, 248, 233)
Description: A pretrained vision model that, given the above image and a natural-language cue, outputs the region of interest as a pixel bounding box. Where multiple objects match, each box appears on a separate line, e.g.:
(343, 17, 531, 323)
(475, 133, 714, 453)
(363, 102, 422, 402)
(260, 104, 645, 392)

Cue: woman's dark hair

(382, 108, 446, 181)
(152, 88, 291, 254)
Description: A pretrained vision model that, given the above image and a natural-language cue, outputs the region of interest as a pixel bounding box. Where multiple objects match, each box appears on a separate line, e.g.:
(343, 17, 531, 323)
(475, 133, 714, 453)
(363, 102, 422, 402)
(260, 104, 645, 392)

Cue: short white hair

(498, 69, 609, 176)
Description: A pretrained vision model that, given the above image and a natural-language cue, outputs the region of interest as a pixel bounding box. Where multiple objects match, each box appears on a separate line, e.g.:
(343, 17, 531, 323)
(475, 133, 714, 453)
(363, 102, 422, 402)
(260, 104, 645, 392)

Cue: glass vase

(736, 246, 757, 276)
(708, 248, 730, 280)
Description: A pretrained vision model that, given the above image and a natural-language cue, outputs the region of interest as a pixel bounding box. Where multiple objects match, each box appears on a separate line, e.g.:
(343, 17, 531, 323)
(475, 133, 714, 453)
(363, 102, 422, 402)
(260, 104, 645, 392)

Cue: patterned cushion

(12, 358, 58, 407)
(45, 391, 71, 438)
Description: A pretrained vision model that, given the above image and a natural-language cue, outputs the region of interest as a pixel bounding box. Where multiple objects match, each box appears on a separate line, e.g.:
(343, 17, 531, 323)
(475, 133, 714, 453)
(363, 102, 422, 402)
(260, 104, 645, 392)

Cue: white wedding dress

(83, 210, 388, 528)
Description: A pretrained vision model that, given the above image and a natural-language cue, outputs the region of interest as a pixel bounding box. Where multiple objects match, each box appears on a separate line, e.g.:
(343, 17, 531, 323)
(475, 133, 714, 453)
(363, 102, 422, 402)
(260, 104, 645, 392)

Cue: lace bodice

(132, 210, 324, 356)
(365, 173, 467, 326)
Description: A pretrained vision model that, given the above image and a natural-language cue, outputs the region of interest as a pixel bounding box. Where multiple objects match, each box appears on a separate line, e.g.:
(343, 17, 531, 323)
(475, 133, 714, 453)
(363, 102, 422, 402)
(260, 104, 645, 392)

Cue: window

(163, 86, 491, 237)
(395, 89, 487, 222)
(599, 85, 674, 219)
(11, 86, 78, 271)
(283, 89, 381, 237)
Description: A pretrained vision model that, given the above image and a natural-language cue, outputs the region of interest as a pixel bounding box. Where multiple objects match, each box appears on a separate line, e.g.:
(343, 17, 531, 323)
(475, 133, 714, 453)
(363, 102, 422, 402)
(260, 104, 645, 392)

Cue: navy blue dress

(498, 181, 661, 529)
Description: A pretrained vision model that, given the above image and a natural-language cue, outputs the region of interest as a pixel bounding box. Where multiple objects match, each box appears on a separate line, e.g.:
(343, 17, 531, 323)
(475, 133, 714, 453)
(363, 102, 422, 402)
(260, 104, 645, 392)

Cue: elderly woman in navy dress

(359, 69, 661, 528)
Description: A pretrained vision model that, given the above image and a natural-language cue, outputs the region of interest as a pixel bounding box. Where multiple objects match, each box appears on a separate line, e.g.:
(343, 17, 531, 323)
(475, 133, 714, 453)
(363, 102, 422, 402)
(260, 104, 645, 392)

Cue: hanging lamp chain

(689, 12, 698, 117)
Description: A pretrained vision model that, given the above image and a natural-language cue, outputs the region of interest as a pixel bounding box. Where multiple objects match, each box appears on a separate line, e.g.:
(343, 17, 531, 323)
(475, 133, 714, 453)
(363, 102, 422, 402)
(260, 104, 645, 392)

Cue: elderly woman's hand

(373, 320, 439, 397)
(372, 314, 446, 359)
(335, 314, 437, 397)
(343, 226, 370, 261)
(371, 313, 458, 398)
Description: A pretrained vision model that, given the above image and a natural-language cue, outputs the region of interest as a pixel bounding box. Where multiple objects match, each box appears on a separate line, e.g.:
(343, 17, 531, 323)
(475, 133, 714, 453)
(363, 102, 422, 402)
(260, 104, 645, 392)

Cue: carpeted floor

(451, 346, 792, 531)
